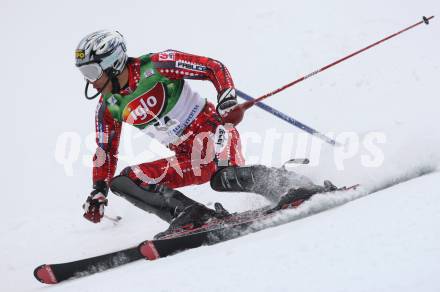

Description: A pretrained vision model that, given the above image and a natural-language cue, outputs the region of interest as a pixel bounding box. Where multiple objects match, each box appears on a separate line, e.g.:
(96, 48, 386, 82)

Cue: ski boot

(154, 202, 230, 239)
(272, 180, 338, 211)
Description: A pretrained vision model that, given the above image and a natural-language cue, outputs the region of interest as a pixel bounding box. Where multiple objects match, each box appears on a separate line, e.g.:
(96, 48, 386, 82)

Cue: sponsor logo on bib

(122, 83, 166, 125)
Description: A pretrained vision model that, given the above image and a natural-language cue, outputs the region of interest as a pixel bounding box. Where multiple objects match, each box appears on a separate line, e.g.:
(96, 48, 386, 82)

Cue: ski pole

(104, 215, 122, 223)
(225, 16, 434, 124)
(236, 89, 340, 146)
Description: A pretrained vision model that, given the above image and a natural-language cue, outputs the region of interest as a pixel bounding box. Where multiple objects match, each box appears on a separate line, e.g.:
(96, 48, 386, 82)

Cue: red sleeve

(150, 50, 234, 93)
(92, 97, 122, 185)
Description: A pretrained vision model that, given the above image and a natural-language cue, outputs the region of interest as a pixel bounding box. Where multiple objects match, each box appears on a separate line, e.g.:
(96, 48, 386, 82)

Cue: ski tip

(34, 264, 58, 284)
(288, 158, 310, 164)
(138, 241, 160, 261)
(346, 184, 360, 189)
(346, 184, 361, 191)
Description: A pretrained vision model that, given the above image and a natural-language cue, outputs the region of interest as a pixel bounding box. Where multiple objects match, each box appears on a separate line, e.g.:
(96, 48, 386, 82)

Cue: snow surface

(3, 0, 440, 291)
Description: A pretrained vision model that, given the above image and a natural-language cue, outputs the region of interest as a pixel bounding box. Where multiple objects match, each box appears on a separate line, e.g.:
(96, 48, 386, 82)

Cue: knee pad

(119, 166, 149, 188)
(210, 165, 313, 202)
(210, 165, 270, 192)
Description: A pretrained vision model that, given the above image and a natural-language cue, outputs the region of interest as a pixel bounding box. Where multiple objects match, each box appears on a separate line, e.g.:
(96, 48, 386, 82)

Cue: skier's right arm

(92, 98, 122, 185)
(83, 98, 122, 223)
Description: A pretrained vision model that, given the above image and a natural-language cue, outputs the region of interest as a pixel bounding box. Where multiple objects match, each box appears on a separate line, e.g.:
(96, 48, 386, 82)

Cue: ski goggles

(78, 62, 103, 82)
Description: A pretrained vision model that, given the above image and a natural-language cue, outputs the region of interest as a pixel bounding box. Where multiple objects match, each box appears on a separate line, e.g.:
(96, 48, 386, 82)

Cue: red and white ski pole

(224, 16, 434, 125)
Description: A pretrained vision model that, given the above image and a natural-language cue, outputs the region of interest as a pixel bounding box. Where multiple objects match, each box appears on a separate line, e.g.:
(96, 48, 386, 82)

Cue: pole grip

(221, 100, 253, 125)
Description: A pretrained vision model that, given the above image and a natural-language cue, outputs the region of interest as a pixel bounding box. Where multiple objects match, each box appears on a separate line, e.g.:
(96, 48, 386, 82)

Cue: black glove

(216, 88, 237, 116)
(82, 181, 109, 223)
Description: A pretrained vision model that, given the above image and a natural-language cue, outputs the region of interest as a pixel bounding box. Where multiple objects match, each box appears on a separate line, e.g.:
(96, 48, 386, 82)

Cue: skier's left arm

(150, 50, 237, 116)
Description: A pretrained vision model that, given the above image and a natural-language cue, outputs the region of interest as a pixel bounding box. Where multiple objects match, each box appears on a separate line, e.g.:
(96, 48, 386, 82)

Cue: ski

(139, 184, 359, 259)
(34, 246, 142, 284)
(34, 184, 358, 284)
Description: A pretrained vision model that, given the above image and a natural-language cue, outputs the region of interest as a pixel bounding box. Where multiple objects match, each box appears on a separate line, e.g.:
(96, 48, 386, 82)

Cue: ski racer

(75, 30, 331, 231)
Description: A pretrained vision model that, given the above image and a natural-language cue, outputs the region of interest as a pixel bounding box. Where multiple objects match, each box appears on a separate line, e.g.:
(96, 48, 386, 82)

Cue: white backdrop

(2, 0, 440, 291)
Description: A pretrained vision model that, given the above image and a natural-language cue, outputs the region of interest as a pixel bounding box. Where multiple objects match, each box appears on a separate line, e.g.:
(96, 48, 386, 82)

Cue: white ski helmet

(75, 30, 128, 98)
